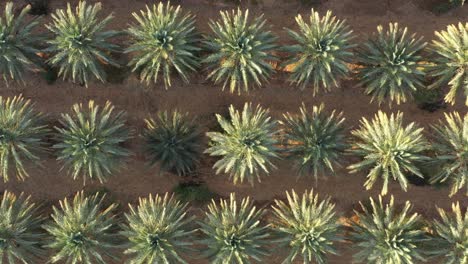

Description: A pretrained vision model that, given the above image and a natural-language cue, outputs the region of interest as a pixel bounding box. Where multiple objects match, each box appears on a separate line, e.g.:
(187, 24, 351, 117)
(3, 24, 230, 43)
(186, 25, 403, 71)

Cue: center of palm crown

(388, 52, 406, 67)
(235, 36, 252, 53)
(80, 135, 98, 150)
(227, 234, 242, 249)
(316, 39, 331, 53)
(70, 231, 86, 245)
(0, 238, 7, 249)
(0, 32, 7, 45)
(70, 33, 89, 47)
(155, 30, 171, 48)
(147, 234, 161, 248)
(0, 129, 14, 143)
(241, 135, 258, 148)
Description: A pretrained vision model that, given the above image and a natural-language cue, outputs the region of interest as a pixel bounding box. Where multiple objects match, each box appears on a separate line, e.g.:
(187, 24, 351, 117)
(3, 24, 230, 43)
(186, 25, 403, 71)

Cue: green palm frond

(450, 0, 466, 6)
(53, 100, 130, 184)
(348, 111, 430, 195)
(428, 202, 467, 264)
(271, 189, 341, 264)
(203, 9, 277, 94)
(205, 103, 280, 185)
(44, 191, 119, 264)
(357, 23, 426, 105)
(46, 1, 120, 86)
(350, 196, 427, 264)
(283, 9, 354, 95)
(0, 95, 48, 182)
(431, 112, 468, 196)
(126, 2, 200, 88)
(121, 193, 195, 264)
(0, 2, 42, 84)
(144, 110, 202, 176)
(199, 193, 270, 263)
(0, 191, 44, 263)
(427, 23, 468, 105)
(281, 104, 346, 180)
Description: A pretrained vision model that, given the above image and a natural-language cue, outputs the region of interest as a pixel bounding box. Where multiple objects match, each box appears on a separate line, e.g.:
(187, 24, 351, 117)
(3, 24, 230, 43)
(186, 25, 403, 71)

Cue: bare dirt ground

(0, 0, 467, 263)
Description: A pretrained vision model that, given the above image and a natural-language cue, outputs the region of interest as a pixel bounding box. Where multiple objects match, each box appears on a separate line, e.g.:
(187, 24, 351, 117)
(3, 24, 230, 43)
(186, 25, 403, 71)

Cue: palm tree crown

(348, 111, 429, 195)
(205, 103, 280, 185)
(121, 193, 195, 264)
(46, 1, 120, 86)
(0, 95, 48, 182)
(0, 191, 44, 263)
(357, 23, 426, 105)
(271, 189, 341, 264)
(199, 193, 270, 263)
(0, 2, 42, 84)
(283, 9, 354, 95)
(431, 112, 468, 196)
(349, 196, 428, 264)
(44, 191, 119, 264)
(126, 2, 200, 88)
(53, 100, 130, 184)
(203, 9, 277, 94)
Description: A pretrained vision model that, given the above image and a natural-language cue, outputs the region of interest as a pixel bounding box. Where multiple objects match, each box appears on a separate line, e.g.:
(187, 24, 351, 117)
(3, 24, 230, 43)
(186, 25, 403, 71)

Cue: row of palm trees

(0, 189, 466, 264)
(1, 1, 467, 105)
(1, 95, 467, 196)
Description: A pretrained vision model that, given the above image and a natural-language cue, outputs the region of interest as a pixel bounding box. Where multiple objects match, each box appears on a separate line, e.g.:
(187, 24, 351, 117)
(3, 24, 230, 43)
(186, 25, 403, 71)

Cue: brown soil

(1, 0, 467, 263)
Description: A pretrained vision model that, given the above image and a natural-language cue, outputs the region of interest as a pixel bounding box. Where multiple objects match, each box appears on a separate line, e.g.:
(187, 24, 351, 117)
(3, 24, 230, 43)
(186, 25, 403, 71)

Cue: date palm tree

(0, 191, 44, 263)
(0, 95, 48, 182)
(271, 189, 341, 264)
(53, 100, 130, 184)
(349, 196, 428, 264)
(205, 103, 280, 185)
(427, 23, 468, 105)
(126, 2, 200, 88)
(43, 191, 119, 264)
(281, 104, 346, 180)
(203, 9, 277, 94)
(46, 1, 120, 86)
(121, 193, 196, 264)
(428, 202, 467, 264)
(348, 111, 430, 195)
(430, 112, 468, 196)
(199, 193, 270, 263)
(283, 9, 354, 95)
(357, 23, 426, 105)
(143, 110, 203, 176)
(0, 2, 42, 84)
